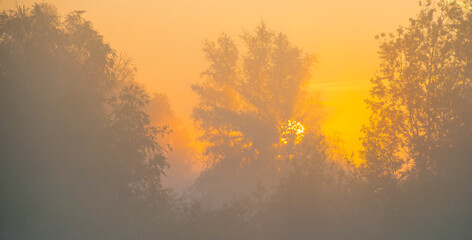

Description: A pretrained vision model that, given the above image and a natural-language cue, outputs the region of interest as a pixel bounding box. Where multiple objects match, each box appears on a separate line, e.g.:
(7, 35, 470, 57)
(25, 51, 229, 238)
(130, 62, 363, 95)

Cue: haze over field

(1, 0, 472, 239)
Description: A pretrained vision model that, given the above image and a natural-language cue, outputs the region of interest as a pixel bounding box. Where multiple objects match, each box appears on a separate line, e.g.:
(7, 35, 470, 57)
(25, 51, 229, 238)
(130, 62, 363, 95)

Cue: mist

(1, 1, 472, 239)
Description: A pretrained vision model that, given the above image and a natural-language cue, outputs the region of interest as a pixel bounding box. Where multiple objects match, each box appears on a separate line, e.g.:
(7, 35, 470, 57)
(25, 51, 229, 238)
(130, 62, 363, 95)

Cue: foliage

(361, 0, 472, 238)
(362, 0, 472, 181)
(2, 1, 472, 239)
(0, 4, 170, 239)
(192, 23, 321, 204)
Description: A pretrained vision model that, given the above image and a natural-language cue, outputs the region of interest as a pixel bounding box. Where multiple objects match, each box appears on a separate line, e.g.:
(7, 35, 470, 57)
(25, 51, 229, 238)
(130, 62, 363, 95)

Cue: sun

(279, 120, 305, 145)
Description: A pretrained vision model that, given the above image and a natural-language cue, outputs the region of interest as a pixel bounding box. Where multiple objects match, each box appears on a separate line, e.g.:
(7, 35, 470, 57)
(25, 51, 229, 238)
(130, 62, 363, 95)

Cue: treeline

(1, 1, 471, 239)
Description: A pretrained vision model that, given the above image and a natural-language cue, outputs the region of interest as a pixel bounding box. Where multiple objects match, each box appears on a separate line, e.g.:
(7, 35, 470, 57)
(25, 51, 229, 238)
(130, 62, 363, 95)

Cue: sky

(1, 0, 420, 158)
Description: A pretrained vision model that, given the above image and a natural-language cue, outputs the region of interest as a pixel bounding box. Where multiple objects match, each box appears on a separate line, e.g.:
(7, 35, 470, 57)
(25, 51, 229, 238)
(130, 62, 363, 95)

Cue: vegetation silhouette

(361, 0, 472, 238)
(1, 1, 472, 239)
(0, 4, 173, 239)
(191, 22, 325, 206)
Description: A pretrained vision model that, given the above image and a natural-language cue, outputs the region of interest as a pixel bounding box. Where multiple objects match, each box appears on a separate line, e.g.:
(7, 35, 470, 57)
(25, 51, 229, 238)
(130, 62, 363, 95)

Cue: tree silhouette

(192, 22, 320, 205)
(0, 4, 171, 238)
(362, 0, 472, 182)
(361, 1, 472, 238)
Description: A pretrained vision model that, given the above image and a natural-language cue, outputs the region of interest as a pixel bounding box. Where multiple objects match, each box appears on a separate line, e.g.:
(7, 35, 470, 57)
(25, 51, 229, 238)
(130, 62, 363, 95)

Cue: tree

(361, 0, 472, 182)
(192, 23, 320, 205)
(0, 4, 170, 238)
(361, 1, 472, 238)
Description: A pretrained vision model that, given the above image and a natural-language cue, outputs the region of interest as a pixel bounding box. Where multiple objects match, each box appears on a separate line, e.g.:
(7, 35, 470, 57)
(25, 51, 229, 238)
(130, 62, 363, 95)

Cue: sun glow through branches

(279, 120, 305, 145)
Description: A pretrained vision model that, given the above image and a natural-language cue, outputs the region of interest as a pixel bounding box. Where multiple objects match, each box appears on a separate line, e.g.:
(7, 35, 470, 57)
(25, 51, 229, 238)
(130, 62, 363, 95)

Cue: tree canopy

(0, 4, 170, 239)
(192, 23, 324, 205)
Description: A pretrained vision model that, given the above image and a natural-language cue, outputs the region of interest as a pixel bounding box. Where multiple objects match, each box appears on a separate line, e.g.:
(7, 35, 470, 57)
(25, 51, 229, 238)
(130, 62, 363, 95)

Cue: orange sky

(2, 0, 420, 157)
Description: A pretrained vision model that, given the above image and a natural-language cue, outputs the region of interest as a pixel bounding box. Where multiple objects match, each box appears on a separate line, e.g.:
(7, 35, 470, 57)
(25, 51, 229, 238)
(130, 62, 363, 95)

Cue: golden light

(279, 120, 305, 145)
